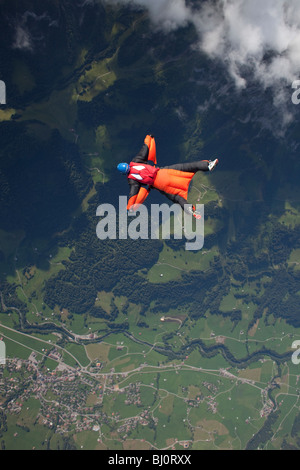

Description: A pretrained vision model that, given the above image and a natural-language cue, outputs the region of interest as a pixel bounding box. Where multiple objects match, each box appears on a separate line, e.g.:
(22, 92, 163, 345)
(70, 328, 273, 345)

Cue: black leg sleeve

(158, 190, 192, 214)
(162, 160, 209, 172)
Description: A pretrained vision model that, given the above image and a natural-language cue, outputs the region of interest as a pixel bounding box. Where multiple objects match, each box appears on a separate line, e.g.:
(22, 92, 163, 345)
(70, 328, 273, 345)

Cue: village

(0, 354, 173, 439)
(0, 342, 286, 447)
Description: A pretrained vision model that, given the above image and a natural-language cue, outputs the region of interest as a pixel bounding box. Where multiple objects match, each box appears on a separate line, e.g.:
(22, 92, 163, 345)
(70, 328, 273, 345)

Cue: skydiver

(117, 135, 218, 218)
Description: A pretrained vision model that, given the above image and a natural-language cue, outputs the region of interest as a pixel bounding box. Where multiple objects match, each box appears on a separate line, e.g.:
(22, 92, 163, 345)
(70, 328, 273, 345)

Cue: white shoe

(208, 159, 218, 171)
(186, 205, 202, 219)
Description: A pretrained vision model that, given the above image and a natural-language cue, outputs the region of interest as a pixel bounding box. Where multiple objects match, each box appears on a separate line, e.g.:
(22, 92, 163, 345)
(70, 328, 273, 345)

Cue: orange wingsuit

(125, 135, 210, 213)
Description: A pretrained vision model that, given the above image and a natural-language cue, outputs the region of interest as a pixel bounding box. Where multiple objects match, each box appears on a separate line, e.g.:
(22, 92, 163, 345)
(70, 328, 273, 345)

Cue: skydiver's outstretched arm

(132, 135, 156, 165)
(132, 144, 149, 163)
(127, 179, 141, 210)
(127, 179, 151, 211)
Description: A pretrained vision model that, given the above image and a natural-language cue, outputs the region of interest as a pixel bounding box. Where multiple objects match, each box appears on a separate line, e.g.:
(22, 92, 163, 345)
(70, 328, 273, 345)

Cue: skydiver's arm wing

(127, 179, 141, 210)
(144, 135, 156, 164)
(127, 179, 151, 211)
(131, 186, 151, 211)
(132, 135, 156, 165)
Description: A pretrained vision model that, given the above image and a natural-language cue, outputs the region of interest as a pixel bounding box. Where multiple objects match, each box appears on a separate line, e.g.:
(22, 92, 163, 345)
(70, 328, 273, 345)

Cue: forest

(0, 123, 91, 238)
(40, 177, 300, 329)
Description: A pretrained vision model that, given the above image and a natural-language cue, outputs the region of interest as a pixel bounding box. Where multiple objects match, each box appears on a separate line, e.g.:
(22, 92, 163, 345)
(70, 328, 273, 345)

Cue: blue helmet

(117, 162, 130, 175)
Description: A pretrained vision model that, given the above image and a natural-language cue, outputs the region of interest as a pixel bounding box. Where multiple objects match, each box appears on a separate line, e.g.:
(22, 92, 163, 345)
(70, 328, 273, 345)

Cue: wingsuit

(117, 135, 218, 218)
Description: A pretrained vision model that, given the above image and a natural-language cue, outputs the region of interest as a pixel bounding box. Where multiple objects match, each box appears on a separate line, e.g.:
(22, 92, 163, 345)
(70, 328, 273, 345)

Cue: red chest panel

(128, 162, 159, 185)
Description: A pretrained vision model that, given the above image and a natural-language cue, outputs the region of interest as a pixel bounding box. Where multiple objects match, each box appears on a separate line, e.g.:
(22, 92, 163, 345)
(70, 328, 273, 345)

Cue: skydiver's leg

(158, 190, 193, 214)
(162, 161, 209, 172)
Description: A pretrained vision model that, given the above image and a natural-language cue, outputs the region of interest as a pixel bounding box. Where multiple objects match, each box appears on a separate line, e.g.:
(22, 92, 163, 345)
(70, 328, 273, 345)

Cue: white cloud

(105, 0, 300, 98)
(105, 0, 192, 31)
(12, 10, 58, 52)
(12, 25, 33, 51)
(196, 0, 300, 91)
